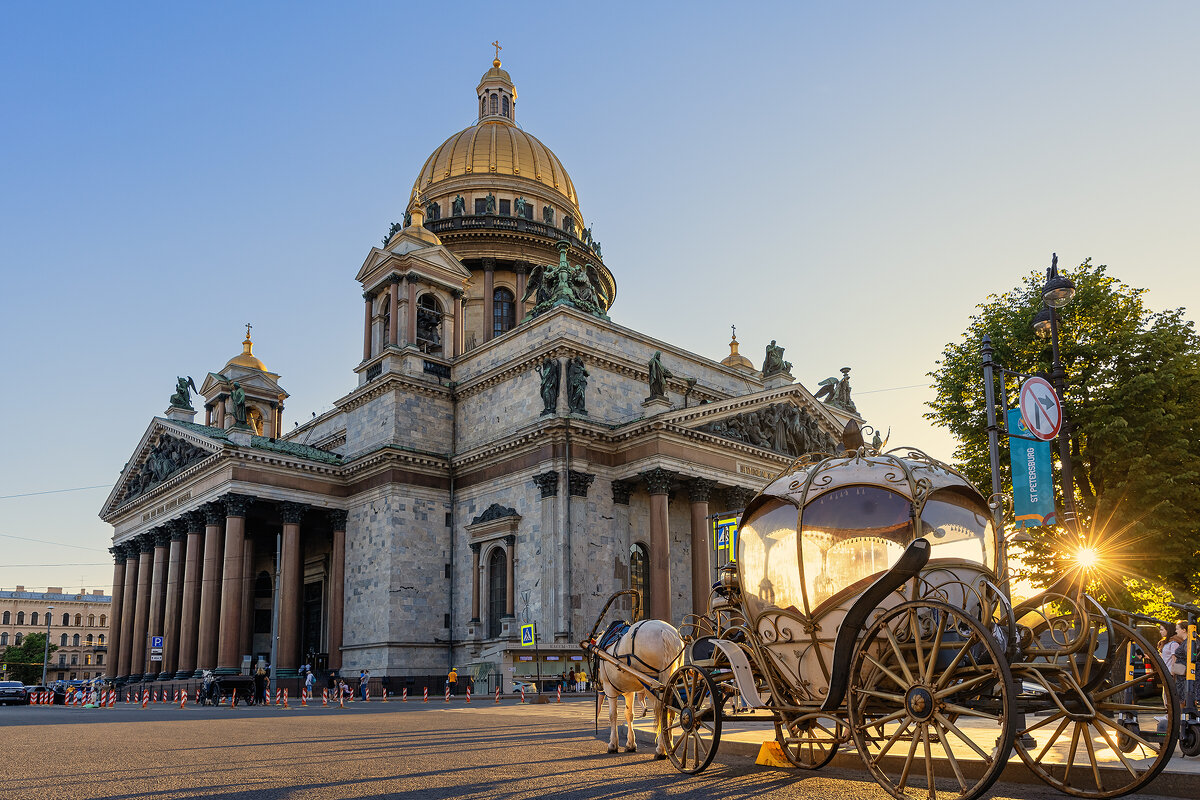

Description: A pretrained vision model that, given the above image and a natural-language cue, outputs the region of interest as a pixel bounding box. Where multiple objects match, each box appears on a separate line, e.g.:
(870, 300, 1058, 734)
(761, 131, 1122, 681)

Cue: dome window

(490, 94, 498, 115)
(480, 96, 486, 117)
(493, 288, 515, 337)
(502, 96, 509, 117)
(474, 198, 488, 215)
(498, 199, 511, 216)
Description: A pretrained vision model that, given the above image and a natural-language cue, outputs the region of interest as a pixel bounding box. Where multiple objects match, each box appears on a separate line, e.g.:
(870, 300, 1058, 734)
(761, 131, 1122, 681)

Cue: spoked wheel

(774, 711, 843, 770)
(660, 665, 722, 774)
(848, 600, 1016, 800)
(1014, 620, 1179, 798)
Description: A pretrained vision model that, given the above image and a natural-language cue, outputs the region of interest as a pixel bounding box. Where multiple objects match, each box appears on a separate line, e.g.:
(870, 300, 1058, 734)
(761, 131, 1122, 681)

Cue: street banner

(711, 514, 739, 564)
(1008, 409, 1056, 527)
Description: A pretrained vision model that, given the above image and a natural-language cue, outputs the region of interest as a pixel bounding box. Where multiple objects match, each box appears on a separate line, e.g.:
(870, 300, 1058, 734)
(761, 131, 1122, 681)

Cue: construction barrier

(275, 688, 282, 706)
(495, 686, 500, 703)
(520, 686, 526, 704)
(382, 690, 388, 703)
(141, 691, 148, 709)
(339, 689, 345, 709)
(364, 687, 369, 702)
(180, 690, 187, 709)
(402, 687, 408, 702)
(466, 687, 471, 703)
(423, 687, 428, 703)
(557, 686, 562, 703)
(444, 686, 450, 702)
(301, 689, 308, 707)
(322, 689, 328, 707)
(283, 688, 289, 708)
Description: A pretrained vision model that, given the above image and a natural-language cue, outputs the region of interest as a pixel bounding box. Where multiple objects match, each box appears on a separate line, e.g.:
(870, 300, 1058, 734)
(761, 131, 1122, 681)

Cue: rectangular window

(85, 654, 92, 665)
(474, 198, 487, 215)
(498, 199, 511, 216)
(522, 204, 533, 221)
(254, 609, 272, 634)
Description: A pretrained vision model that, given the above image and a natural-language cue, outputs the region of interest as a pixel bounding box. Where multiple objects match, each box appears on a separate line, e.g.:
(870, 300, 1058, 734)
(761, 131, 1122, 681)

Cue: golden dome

(721, 329, 756, 373)
(226, 331, 267, 372)
(412, 120, 580, 216)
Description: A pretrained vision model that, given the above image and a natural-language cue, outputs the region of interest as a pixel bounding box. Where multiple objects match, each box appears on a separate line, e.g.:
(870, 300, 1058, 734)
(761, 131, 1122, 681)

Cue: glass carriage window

(800, 486, 911, 611)
(630, 543, 649, 613)
(737, 500, 803, 619)
(919, 490, 996, 568)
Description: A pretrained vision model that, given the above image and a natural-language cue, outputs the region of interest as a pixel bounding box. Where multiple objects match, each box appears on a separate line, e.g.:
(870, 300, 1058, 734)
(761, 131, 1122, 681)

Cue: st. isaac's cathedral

(99, 56, 863, 690)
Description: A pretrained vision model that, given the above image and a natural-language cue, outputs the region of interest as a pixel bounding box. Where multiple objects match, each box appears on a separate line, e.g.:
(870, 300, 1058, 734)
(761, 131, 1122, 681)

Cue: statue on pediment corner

(169, 376, 198, 410)
(761, 340, 792, 377)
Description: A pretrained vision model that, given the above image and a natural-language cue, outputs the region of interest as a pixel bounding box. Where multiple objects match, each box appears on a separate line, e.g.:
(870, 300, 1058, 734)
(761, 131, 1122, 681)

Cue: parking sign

(150, 636, 164, 648)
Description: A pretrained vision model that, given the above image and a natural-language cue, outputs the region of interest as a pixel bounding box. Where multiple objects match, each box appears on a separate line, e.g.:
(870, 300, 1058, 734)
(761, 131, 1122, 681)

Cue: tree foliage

(927, 259, 1200, 597)
(1, 632, 56, 685)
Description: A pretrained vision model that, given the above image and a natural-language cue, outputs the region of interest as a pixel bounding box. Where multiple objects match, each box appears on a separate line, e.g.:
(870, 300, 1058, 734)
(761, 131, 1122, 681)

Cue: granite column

(277, 502, 306, 678)
(195, 503, 225, 674)
(217, 494, 252, 674)
(105, 546, 127, 680)
(327, 510, 346, 672)
(160, 520, 187, 679)
(641, 468, 677, 622)
(176, 511, 205, 678)
(688, 479, 716, 618)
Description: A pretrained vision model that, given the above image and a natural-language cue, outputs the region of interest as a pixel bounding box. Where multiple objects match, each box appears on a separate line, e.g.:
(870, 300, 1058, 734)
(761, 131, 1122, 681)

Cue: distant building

(0, 587, 111, 682)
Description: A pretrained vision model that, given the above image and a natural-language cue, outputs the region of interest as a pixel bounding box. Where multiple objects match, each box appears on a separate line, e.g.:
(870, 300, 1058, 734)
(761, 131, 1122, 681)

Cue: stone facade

(0, 588, 112, 682)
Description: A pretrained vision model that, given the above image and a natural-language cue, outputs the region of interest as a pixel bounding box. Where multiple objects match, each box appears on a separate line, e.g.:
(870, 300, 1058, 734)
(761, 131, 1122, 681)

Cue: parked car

(0, 681, 27, 705)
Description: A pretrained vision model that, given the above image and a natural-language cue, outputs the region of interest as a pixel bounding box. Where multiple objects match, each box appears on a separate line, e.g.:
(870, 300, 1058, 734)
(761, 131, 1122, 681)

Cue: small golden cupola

(198, 326, 289, 437)
(478, 44, 516, 122)
(721, 325, 756, 374)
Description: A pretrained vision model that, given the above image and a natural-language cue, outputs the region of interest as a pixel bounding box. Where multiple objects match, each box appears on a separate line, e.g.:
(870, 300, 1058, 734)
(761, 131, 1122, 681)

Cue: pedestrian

(579, 668, 588, 693)
(447, 666, 458, 697)
(359, 670, 369, 701)
(304, 667, 316, 700)
(254, 661, 269, 706)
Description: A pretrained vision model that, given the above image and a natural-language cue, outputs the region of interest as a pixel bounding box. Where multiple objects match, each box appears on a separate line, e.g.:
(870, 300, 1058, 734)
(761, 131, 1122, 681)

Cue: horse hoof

(607, 746, 618, 754)
(654, 753, 667, 760)
(625, 746, 637, 753)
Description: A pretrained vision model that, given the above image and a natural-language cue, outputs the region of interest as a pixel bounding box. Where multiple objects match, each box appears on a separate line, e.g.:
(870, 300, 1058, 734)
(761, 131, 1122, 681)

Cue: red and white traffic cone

(301, 689, 308, 707)
(466, 687, 471, 703)
(275, 688, 282, 706)
(520, 686, 526, 704)
(180, 690, 187, 709)
(322, 688, 328, 707)
(557, 686, 562, 703)
(445, 686, 450, 702)
(402, 687, 408, 702)
(423, 687, 428, 703)
(282, 689, 289, 708)
(495, 686, 501, 703)
(141, 691, 148, 709)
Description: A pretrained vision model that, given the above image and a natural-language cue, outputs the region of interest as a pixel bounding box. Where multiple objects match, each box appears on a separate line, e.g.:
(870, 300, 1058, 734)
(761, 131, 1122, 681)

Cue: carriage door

(301, 581, 323, 663)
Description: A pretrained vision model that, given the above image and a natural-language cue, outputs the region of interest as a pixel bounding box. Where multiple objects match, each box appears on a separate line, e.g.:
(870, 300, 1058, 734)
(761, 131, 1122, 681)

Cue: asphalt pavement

(0, 699, 1184, 800)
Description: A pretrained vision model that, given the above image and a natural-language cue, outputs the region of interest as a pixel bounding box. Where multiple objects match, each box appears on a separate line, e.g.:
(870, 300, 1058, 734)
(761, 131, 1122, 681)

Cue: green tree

(1, 632, 56, 685)
(927, 259, 1200, 597)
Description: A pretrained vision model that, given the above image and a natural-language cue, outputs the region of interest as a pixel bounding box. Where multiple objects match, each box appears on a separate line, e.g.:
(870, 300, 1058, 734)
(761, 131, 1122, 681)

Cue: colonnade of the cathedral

(105, 496, 346, 684)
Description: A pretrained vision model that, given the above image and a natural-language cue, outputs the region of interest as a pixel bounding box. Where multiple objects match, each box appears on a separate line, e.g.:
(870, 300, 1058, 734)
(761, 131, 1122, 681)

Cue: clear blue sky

(2, 2, 1197, 592)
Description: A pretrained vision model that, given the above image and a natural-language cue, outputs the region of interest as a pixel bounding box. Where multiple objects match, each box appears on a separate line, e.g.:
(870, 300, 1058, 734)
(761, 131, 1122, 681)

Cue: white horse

(595, 619, 683, 757)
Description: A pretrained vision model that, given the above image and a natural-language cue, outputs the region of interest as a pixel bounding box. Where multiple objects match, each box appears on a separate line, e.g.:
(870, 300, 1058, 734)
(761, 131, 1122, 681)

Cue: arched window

(73, 634, 80, 647)
(30, 612, 38, 627)
(16, 612, 24, 626)
(98, 634, 105, 646)
(60, 633, 67, 647)
(493, 288, 515, 337)
(75, 613, 82, 626)
(62, 613, 69, 626)
(480, 96, 486, 117)
(487, 547, 507, 639)
(99, 615, 106, 627)
(13, 633, 22, 646)
(380, 296, 391, 347)
(0, 633, 7, 646)
(416, 294, 443, 353)
(255, 571, 273, 598)
(1, 611, 8, 625)
(88, 614, 95, 627)
(630, 543, 650, 613)
(502, 96, 510, 117)
(86, 634, 93, 645)
(490, 93, 498, 115)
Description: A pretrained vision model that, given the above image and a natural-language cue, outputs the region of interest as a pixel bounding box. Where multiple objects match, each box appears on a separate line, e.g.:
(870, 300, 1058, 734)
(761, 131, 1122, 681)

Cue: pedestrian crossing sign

(520, 624, 534, 646)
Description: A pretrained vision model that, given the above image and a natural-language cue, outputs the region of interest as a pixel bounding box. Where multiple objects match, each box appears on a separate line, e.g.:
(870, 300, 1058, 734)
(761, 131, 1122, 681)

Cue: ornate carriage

(610, 443, 1180, 799)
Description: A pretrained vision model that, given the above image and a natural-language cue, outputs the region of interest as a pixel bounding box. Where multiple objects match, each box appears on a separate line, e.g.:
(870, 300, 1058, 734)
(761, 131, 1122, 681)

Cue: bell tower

(197, 327, 288, 437)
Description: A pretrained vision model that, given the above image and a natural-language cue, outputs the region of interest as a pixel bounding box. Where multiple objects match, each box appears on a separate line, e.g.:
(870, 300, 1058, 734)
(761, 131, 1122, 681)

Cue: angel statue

(521, 248, 610, 321)
(169, 376, 198, 410)
(814, 367, 857, 414)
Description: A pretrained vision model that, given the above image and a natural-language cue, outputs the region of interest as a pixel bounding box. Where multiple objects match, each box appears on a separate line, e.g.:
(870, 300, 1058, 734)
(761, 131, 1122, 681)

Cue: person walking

(304, 667, 316, 701)
(359, 670, 370, 701)
(254, 661, 269, 706)
(447, 666, 458, 697)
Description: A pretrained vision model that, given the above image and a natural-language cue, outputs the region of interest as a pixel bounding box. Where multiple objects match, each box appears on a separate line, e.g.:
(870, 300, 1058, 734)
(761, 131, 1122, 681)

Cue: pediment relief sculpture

(120, 434, 211, 504)
(696, 402, 839, 458)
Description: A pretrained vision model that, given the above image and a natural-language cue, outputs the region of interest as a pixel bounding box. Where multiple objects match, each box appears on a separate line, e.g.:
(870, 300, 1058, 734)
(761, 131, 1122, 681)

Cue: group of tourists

(560, 668, 588, 692)
(1159, 619, 1194, 710)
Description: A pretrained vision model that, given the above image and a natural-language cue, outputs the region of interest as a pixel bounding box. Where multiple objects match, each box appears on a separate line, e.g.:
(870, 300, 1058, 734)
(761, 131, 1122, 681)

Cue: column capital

(532, 470, 559, 498)
(152, 526, 172, 547)
(185, 510, 206, 533)
(138, 533, 156, 554)
(110, 544, 127, 563)
(687, 478, 717, 504)
(389, 273, 404, 285)
(723, 486, 756, 511)
(279, 501, 308, 525)
(512, 261, 528, 275)
(611, 480, 634, 506)
(469, 541, 481, 554)
(223, 493, 254, 518)
(640, 468, 677, 496)
(202, 502, 225, 526)
(169, 518, 189, 541)
(451, 287, 464, 299)
(481, 258, 495, 272)
(504, 534, 516, 548)
(363, 289, 376, 301)
(568, 470, 595, 498)
(326, 508, 348, 531)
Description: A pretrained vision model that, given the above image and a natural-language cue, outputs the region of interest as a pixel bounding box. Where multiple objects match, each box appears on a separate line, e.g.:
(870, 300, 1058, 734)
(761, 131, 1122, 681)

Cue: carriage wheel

(848, 600, 1016, 800)
(774, 712, 843, 770)
(1014, 620, 1179, 798)
(660, 665, 722, 774)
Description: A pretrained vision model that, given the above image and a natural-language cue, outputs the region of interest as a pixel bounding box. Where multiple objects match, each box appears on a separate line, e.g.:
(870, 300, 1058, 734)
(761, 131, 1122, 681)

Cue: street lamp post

(1031, 253, 1078, 533)
(41, 605, 53, 686)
